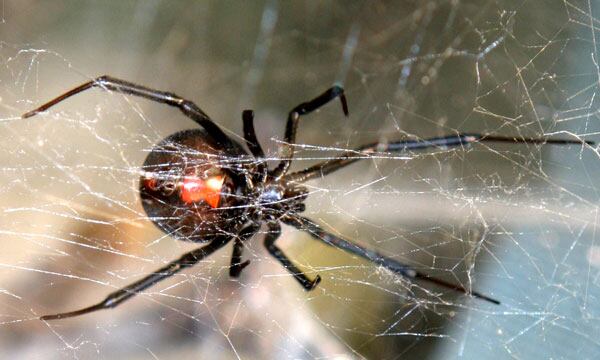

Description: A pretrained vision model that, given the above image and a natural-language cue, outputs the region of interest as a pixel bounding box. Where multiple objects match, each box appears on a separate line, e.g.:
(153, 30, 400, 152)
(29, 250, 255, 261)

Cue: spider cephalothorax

(22, 75, 593, 320)
(250, 180, 308, 220)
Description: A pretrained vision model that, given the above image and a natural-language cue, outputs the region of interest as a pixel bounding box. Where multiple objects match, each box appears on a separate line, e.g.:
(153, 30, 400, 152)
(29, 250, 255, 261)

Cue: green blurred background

(1, 1, 599, 358)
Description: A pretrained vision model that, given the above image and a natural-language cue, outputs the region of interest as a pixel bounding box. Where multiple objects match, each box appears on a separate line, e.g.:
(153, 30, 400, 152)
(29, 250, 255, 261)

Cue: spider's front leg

(264, 222, 321, 290)
(39, 238, 231, 321)
(284, 133, 594, 183)
(271, 85, 349, 179)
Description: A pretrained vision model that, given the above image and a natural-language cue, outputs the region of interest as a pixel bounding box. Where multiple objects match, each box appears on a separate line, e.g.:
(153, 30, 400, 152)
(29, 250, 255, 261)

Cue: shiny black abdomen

(139, 128, 249, 242)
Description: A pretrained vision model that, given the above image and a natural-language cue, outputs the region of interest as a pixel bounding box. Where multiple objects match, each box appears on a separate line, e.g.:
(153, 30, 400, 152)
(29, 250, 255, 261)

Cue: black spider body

(139, 128, 308, 243)
(22, 75, 592, 320)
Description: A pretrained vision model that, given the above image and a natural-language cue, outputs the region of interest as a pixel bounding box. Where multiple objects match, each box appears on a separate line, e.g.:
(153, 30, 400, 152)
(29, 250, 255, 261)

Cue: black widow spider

(22, 76, 593, 320)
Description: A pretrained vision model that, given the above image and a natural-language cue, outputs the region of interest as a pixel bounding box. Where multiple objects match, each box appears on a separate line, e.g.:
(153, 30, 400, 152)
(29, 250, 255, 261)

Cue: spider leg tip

(21, 110, 36, 119)
(340, 101, 349, 117)
(310, 274, 322, 289)
(39, 314, 59, 321)
(472, 292, 501, 305)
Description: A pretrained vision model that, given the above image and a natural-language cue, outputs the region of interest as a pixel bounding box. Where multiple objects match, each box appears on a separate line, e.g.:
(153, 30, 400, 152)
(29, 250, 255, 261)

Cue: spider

(22, 76, 593, 320)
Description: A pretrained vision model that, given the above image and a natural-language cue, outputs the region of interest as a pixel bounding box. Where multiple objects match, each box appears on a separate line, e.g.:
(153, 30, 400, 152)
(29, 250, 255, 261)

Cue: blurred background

(1, 1, 599, 358)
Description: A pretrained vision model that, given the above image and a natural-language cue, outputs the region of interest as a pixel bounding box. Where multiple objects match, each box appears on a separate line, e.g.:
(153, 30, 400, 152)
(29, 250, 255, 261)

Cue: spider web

(1, 1, 599, 358)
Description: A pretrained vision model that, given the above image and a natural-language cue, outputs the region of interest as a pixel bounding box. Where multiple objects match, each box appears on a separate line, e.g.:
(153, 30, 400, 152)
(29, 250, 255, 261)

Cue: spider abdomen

(139, 129, 248, 242)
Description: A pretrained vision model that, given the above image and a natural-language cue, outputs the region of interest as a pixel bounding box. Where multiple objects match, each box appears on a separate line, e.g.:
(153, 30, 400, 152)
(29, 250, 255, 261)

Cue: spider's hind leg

(39, 238, 231, 321)
(264, 222, 321, 290)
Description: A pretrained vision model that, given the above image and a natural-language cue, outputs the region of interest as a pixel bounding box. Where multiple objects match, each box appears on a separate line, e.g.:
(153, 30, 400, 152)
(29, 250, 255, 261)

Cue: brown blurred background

(0, 1, 599, 359)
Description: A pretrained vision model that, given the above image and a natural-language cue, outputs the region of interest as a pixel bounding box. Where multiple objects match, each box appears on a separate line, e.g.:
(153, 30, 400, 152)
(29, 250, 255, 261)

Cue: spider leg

(22, 75, 234, 148)
(271, 86, 348, 179)
(283, 133, 594, 183)
(242, 110, 268, 183)
(242, 110, 265, 158)
(283, 215, 500, 305)
(264, 222, 321, 290)
(39, 237, 231, 321)
(230, 222, 260, 277)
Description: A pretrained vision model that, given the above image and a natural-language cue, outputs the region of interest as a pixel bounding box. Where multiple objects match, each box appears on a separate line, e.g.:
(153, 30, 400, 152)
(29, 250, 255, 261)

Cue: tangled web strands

(2, 1, 600, 359)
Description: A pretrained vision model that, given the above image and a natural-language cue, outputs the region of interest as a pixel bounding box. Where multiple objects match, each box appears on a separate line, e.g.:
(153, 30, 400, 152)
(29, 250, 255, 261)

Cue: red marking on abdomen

(180, 175, 224, 208)
(143, 178, 158, 191)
